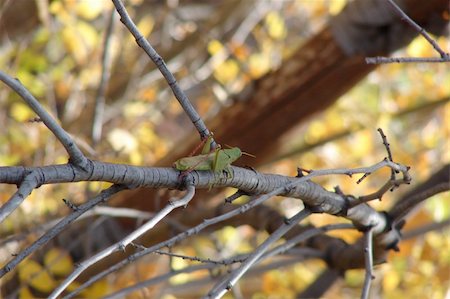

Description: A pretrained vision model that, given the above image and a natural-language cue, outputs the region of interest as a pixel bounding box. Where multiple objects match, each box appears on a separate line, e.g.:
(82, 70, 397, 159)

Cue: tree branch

(0, 184, 125, 278)
(111, 0, 215, 145)
(0, 71, 89, 169)
(49, 185, 195, 298)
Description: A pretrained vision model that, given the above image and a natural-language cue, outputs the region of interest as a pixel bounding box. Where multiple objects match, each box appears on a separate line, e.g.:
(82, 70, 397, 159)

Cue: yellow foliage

(345, 269, 365, 287)
(407, 37, 433, 57)
(82, 279, 109, 298)
(229, 42, 249, 61)
(169, 257, 190, 285)
(18, 259, 56, 293)
(262, 270, 294, 297)
(425, 192, 450, 221)
(264, 12, 287, 40)
(10, 102, 35, 122)
(44, 248, 74, 277)
(137, 16, 155, 37)
(61, 21, 99, 64)
(248, 53, 271, 78)
(213, 59, 239, 85)
(328, 0, 347, 15)
(19, 286, 35, 299)
(138, 87, 157, 102)
(403, 209, 433, 231)
(108, 128, 138, 154)
(0, 153, 21, 165)
(305, 121, 327, 143)
(124, 102, 149, 119)
(16, 70, 47, 97)
(207, 39, 224, 56)
(88, 181, 113, 193)
(75, 1, 107, 20)
(351, 130, 373, 158)
(383, 268, 401, 291)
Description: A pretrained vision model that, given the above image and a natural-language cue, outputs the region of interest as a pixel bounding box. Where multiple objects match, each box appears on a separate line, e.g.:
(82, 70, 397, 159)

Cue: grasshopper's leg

(212, 148, 220, 172)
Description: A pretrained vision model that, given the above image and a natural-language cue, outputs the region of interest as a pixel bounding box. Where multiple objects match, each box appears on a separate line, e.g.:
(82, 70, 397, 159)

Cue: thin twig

(152, 248, 245, 266)
(366, 56, 450, 64)
(49, 185, 195, 299)
(224, 190, 248, 204)
(65, 194, 276, 298)
(92, 9, 116, 145)
(377, 128, 394, 163)
(366, 0, 450, 65)
(0, 172, 39, 223)
(86, 224, 353, 298)
(0, 71, 89, 169)
(104, 255, 304, 299)
(111, 0, 215, 146)
(205, 208, 312, 298)
(0, 184, 125, 278)
(361, 228, 374, 299)
(385, 0, 449, 58)
(0, 206, 157, 248)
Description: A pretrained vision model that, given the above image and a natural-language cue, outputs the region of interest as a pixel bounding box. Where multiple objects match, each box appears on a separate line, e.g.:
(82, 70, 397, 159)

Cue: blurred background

(0, 0, 449, 298)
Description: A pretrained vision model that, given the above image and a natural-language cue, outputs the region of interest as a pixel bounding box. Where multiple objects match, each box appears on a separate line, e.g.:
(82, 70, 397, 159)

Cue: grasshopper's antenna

(242, 151, 256, 158)
(224, 144, 256, 158)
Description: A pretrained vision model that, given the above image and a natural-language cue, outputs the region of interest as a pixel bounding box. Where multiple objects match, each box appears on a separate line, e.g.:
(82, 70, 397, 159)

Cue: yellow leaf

(207, 39, 224, 56)
(19, 286, 35, 299)
(345, 269, 364, 287)
(44, 248, 74, 277)
(328, 0, 346, 15)
(124, 102, 149, 119)
(66, 280, 81, 292)
(75, 1, 106, 20)
(265, 12, 287, 40)
(213, 59, 239, 84)
(407, 37, 433, 57)
(10, 102, 35, 122)
(137, 16, 155, 37)
(83, 280, 109, 298)
(248, 53, 271, 78)
(62, 21, 99, 64)
(18, 259, 56, 293)
(383, 268, 401, 291)
(107, 128, 138, 154)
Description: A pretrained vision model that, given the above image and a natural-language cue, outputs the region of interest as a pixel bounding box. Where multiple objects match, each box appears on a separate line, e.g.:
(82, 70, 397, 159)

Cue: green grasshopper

(173, 136, 242, 179)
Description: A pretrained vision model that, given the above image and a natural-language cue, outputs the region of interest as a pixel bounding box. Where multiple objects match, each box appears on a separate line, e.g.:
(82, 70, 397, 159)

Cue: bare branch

(65, 193, 284, 298)
(0, 171, 40, 223)
(377, 128, 394, 164)
(205, 208, 312, 298)
(385, 0, 449, 58)
(0, 184, 125, 278)
(366, 56, 450, 64)
(366, 0, 450, 64)
(0, 71, 89, 169)
(111, 0, 215, 145)
(49, 185, 195, 299)
(361, 228, 375, 299)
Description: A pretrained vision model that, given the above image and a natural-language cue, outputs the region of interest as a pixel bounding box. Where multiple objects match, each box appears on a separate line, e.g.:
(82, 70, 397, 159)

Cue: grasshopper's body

(174, 147, 242, 176)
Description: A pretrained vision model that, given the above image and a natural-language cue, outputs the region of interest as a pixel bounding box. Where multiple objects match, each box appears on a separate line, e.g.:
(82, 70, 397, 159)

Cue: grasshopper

(173, 136, 242, 179)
